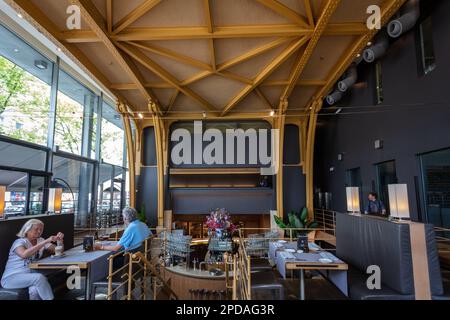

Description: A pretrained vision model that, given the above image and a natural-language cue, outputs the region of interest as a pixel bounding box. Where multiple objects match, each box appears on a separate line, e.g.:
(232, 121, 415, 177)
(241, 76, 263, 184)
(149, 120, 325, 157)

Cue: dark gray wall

(0, 214, 74, 277)
(137, 127, 158, 226)
(315, 0, 450, 221)
(283, 124, 306, 215)
(171, 188, 273, 215)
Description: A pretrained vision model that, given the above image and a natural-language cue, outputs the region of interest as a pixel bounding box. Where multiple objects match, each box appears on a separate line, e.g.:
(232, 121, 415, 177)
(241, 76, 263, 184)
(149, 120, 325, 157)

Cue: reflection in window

(0, 23, 53, 145)
(29, 175, 46, 215)
(52, 155, 94, 227)
(0, 169, 27, 217)
(375, 160, 398, 213)
(101, 102, 124, 166)
(417, 16, 436, 76)
(97, 163, 127, 216)
(125, 171, 130, 207)
(375, 61, 384, 104)
(113, 168, 125, 211)
(97, 163, 113, 213)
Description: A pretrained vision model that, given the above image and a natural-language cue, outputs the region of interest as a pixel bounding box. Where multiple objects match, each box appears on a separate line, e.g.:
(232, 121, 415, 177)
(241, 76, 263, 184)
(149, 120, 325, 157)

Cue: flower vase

(215, 228, 223, 239)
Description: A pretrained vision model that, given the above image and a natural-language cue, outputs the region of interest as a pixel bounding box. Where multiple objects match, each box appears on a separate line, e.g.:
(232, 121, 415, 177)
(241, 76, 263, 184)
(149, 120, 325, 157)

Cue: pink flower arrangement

(205, 208, 236, 232)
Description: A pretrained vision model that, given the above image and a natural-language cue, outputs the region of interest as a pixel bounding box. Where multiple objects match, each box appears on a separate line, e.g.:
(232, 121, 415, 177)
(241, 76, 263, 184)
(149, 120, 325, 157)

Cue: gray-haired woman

(0, 219, 64, 300)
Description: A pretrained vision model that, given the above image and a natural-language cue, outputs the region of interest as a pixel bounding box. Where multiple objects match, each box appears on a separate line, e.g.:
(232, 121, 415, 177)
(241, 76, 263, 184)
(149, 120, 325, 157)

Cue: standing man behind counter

(364, 192, 387, 215)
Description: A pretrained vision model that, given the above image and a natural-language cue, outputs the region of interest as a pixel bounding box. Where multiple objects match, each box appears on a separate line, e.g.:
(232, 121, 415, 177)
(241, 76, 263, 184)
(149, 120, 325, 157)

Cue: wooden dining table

(29, 241, 118, 300)
(269, 241, 348, 300)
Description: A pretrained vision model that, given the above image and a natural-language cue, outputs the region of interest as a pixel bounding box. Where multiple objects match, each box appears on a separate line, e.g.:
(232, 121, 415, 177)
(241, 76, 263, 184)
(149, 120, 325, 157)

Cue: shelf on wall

(169, 184, 259, 188)
(169, 187, 273, 192)
(169, 167, 262, 175)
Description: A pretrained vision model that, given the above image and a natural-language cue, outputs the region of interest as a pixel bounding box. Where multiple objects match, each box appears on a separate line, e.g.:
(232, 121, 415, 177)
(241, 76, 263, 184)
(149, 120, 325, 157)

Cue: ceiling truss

(8, 0, 408, 118)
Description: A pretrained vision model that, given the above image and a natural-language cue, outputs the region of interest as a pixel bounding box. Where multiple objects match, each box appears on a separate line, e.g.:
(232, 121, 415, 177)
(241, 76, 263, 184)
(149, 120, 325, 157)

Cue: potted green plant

(137, 204, 147, 224)
(273, 207, 319, 240)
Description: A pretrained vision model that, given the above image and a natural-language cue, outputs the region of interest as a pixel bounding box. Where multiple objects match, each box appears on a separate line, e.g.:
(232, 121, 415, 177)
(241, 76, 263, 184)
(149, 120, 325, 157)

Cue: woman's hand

(46, 235, 58, 243)
(56, 232, 64, 241)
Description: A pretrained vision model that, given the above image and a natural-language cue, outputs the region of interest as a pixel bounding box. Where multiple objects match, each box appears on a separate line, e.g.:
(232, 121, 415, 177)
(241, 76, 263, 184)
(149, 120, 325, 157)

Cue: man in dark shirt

(364, 192, 387, 215)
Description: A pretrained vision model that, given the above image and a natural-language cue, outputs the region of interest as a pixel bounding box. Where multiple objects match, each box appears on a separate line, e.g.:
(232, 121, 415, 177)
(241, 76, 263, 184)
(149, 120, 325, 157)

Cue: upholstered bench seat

(0, 269, 68, 300)
(0, 287, 29, 300)
(346, 267, 414, 300)
(336, 213, 445, 300)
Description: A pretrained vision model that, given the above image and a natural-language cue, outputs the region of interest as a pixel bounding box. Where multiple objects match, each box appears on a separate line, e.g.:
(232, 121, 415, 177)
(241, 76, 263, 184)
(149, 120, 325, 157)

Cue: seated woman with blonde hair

(0, 219, 64, 300)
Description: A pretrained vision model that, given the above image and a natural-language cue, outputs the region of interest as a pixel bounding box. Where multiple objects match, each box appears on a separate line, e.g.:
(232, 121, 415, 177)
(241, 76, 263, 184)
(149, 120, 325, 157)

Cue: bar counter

(162, 265, 232, 300)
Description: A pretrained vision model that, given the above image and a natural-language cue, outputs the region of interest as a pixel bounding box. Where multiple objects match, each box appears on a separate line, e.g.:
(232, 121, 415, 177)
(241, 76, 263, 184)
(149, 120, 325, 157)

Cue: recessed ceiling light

(356, 53, 361, 58)
(202, 112, 207, 118)
(335, 108, 342, 114)
(34, 60, 48, 70)
(367, 41, 372, 46)
(270, 110, 275, 117)
(56, 47, 62, 52)
(138, 113, 144, 119)
(17, 13, 23, 19)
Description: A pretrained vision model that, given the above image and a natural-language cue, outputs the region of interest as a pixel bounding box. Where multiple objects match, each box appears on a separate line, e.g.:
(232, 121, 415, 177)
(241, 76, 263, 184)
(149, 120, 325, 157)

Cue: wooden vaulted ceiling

(7, 0, 407, 119)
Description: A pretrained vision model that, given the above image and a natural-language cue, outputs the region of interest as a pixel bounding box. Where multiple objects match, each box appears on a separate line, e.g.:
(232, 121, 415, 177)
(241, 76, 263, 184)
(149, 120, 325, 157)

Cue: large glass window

(0, 22, 133, 226)
(0, 24, 52, 145)
(52, 155, 94, 228)
(420, 148, 450, 234)
(375, 62, 384, 105)
(55, 70, 97, 156)
(101, 102, 124, 166)
(375, 160, 398, 213)
(416, 0, 436, 76)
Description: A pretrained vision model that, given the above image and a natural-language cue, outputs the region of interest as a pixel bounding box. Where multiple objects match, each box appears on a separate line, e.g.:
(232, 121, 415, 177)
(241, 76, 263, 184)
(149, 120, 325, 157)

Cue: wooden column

(275, 100, 287, 218)
(408, 222, 432, 300)
(305, 99, 322, 219)
(300, 120, 308, 175)
(118, 102, 136, 208)
(152, 104, 165, 227)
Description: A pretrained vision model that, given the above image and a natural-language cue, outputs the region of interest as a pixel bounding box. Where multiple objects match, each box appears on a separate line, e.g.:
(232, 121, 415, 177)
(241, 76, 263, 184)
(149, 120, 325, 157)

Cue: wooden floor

(252, 270, 348, 300)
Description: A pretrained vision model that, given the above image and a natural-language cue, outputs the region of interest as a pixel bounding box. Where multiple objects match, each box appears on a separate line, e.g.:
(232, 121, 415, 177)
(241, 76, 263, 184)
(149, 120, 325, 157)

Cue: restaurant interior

(0, 0, 449, 301)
